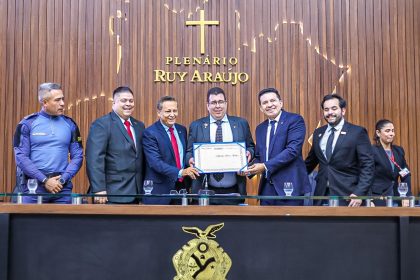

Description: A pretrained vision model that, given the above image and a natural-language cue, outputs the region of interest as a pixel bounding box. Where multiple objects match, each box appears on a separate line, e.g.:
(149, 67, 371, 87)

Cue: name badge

(32, 132, 47, 136)
(399, 167, 410, 178)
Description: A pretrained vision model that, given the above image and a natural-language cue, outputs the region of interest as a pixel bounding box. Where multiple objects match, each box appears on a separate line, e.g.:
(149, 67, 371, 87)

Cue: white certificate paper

(193, 142, 248, 173)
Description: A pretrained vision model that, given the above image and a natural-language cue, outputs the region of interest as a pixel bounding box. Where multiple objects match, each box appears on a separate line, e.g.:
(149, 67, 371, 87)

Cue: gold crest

(173, 223, 232, 280)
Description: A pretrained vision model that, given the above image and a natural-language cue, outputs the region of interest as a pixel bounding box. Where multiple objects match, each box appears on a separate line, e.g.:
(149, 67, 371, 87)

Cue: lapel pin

(204, 123, 208, 128)
(340, 131, 347, 135)
(318, 133, 322, 137)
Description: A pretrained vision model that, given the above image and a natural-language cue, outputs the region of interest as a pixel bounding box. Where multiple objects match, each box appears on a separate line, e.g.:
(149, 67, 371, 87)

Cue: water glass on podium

(198, 189, 214, 206)
(283, 182, 293, 197)
(27, 179, 38, 194)
(143, 180, 153, 195)
(398, 183, 408, 197)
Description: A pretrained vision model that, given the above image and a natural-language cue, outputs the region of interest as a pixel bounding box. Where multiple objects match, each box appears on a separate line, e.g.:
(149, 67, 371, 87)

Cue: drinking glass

(398, 182, 408, 197)
(143, 180, 153, 195)
(27, 179, 38, 194)
(198, 189, 215, 206)
(283, 182, 293, 197)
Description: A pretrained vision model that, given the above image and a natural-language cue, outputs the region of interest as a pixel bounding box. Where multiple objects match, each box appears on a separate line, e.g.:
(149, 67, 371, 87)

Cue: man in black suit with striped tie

(186, 87, 255, 205)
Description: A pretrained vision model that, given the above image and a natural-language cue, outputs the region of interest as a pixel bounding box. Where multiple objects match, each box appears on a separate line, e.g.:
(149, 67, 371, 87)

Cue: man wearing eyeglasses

(186, 87, 255, 204)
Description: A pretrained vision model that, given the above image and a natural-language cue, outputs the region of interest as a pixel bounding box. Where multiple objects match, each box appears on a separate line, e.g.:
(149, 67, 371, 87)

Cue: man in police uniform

(13, 82, 83, 203)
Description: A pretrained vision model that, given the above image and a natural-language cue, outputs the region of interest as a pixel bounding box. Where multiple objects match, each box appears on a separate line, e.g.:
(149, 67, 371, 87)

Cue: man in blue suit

(143, 96, 199, 204)
(247, 88, 311, 205)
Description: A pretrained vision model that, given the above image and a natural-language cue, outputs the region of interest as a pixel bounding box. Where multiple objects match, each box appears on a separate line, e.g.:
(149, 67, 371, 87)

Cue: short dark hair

(207, 87, 226, 102)
(374, 119, 393, 145)
(157, 96, 177, 110)
(258, 88, 281, 105)
(113, 86, 133, 99)
(321, 94, 346, 109)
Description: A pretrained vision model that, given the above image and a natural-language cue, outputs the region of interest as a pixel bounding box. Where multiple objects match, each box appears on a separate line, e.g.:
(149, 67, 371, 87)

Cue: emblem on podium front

(173, 223, 232, 280)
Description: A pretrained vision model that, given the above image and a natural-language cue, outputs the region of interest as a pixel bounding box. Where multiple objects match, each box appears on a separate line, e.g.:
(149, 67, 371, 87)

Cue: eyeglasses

(208, 101, 227, 106)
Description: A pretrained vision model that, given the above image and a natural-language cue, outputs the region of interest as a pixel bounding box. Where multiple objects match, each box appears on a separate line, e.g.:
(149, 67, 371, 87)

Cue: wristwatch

(59, 178, 66, 185)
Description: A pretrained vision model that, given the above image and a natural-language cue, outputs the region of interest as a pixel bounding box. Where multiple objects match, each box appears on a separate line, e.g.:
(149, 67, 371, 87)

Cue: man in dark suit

(86, 86, 145, 204)
(305, 94, 374, 206)
(186, 87, 255, 205)
(142, 96, 199, 205)
(247, 88, 311, 206)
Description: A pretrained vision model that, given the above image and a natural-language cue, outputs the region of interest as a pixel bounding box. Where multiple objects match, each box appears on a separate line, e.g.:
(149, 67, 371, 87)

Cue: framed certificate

(193, 142, 248, 173)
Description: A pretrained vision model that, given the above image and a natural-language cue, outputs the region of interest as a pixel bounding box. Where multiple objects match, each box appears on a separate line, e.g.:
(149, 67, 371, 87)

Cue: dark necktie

(267, 120, 277, 160)
(325, 127, 336, 161)
(213, 120, 224, 181)
(124, 120, 134, 141)
(269, 120, 277, 146)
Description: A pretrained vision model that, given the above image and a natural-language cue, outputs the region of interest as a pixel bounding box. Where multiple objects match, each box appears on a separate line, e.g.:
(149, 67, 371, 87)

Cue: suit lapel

(129, 117, 140, 153)
(268, 111, 286, 156)
(378, 145, 394, 174)
(200, 118, 211, 142)
(156, 121, 176, 160)
(330, 121, 349, 160)
(391, 146, 404, 177)
(112, 112, 136, 153)
(260, 119, 269, 161)
(228, 116, 239, 142)
(175, 124, 187, 150)
(315, 125, 328, 161)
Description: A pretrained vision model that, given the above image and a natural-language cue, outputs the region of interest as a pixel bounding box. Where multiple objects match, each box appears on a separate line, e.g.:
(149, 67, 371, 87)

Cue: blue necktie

(267, 120, 277, 159)
(269, 120, 277, 145)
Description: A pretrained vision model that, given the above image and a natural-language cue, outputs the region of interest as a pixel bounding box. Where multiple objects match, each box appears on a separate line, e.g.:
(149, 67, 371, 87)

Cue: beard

(324, 113, 343, 126)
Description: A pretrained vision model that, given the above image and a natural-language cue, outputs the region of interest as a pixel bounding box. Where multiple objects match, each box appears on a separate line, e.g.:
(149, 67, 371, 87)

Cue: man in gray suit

(86, 86, 145, 204)
(186, 87, 255, 204)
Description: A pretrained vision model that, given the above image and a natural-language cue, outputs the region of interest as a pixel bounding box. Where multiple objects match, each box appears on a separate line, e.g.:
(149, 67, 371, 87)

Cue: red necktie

(169, 127, 183, 182)
(169, 127, 182, 169)
(124, 120, 134, 141)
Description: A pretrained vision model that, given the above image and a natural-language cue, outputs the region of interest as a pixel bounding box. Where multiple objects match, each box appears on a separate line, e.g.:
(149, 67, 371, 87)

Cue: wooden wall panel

(1, 0, 419, 201)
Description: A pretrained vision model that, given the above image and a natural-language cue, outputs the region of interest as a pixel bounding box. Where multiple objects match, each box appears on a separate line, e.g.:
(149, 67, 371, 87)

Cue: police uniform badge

(173, 223, 231, 280)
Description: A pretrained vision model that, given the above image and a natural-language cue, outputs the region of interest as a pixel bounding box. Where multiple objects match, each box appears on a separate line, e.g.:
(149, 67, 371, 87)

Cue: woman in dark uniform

(371, 119, 411, 207)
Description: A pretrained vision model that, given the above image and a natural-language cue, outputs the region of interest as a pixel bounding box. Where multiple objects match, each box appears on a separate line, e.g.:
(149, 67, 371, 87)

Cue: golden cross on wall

(186, 10, 219, 54)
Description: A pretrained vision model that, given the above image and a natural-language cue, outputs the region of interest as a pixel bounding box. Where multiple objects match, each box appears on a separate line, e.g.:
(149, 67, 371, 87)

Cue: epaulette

(62, 115, 77, 125)
(14, 113, 39, 147)
(23, 112, 39, 120)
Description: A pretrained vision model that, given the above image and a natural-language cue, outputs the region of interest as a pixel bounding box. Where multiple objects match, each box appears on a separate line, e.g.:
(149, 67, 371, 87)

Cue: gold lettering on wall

(154, 9, 249, 85)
